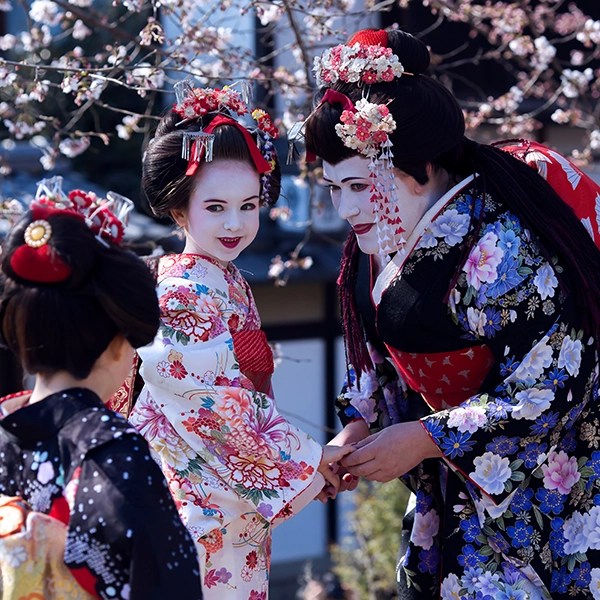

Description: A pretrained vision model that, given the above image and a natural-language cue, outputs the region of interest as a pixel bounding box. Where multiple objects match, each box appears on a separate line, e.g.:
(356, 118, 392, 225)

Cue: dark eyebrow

(203, 195, 260, 203)
(322, 176, 368, 184)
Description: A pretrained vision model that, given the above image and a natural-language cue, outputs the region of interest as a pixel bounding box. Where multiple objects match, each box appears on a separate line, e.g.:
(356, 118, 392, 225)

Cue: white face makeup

(323, 155, 445, 257)
(175, 160, 261, 265)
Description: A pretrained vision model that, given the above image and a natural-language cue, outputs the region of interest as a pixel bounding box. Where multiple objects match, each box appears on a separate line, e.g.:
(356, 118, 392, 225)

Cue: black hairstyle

(143, 109, 282, 219)
(307, 28, 600, 379)
(305, 29, 466, 185)
(0, 210, 160, 380)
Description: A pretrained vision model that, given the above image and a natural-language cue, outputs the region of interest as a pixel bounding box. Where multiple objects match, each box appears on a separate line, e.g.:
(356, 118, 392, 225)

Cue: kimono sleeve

(66, 433, 203, 600)
(137, 271, 324, 520)
(335, 341, 418, 433)
(420, 209, 598, 506)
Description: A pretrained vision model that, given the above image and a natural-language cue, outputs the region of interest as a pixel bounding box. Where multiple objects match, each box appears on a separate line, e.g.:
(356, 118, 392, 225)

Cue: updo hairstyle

(305, 29, 466, 185)
(0, 211, 160, 379)
(143, 110, 282, 219)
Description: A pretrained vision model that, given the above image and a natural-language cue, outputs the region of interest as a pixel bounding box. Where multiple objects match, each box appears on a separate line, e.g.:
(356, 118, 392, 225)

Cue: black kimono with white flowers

(0, 387, 203, 600)
(335, 146, 600, 600)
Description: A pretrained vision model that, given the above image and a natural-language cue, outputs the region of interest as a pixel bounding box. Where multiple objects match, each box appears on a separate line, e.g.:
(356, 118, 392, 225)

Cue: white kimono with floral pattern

(130, 254, 324, 600)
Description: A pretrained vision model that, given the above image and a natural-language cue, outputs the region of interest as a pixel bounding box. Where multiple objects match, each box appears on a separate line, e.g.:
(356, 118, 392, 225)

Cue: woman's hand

(341, 421, 442, 482)
(315, 419, 370, 502)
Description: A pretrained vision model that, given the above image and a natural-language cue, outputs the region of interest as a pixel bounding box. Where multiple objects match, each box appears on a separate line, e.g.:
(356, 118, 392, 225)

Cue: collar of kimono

(185, 115, 272, 177)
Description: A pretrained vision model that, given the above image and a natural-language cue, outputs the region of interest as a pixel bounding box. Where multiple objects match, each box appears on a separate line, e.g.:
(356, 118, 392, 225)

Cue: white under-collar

(371, 174, 476, 306)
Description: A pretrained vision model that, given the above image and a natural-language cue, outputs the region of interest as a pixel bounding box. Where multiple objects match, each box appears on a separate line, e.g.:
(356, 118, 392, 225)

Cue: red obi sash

(232, 329, 274, 396)
(385, 344, 495, 411)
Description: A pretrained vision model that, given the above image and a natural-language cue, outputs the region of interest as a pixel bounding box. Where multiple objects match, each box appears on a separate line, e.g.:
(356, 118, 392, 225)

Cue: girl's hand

(315, 420, 370, 503)
(317, 444, 354, 493)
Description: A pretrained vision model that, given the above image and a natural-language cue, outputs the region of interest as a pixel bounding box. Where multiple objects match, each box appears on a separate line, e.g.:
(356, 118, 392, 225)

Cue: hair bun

(386, 29, 430, 75)
(2, 210, 98, 287)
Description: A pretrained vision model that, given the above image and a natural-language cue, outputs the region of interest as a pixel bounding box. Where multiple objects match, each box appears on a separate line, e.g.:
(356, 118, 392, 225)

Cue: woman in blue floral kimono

(304, 28, 600, 600)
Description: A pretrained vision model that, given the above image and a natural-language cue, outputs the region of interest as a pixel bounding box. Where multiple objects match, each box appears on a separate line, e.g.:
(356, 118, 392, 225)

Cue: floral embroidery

(132, 254, 322, 599)
(334, 156, 600, 598)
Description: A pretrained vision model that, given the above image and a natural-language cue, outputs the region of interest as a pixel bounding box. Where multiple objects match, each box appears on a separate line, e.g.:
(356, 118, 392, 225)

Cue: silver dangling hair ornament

(35, 175, 67, 204)
(182, 131, 215, 163)
(286, 120, 306, 165)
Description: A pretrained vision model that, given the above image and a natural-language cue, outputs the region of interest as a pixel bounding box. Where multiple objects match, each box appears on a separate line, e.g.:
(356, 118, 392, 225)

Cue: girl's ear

(395, 168, 426, 196)
(170, 207, 187, 228)
(104, 333, 130, 363)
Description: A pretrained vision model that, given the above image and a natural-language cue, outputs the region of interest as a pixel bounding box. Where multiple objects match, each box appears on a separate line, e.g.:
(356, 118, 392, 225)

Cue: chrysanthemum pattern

(132, 253, 323, 600)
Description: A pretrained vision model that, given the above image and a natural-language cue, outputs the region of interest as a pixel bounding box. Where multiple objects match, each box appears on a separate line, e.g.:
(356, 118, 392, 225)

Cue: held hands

(317, 444, 354, 493)
(315, 419, 371, 503)
(341, 421, 442, 482)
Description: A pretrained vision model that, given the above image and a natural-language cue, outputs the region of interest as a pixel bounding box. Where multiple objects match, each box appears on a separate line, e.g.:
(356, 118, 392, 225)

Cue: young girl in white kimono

(128, 86, 351, 600)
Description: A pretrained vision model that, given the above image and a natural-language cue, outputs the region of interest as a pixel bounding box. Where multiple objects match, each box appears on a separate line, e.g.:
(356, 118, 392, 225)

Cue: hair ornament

(313, 37, 406, 88)
(36, 177, 132, 245)
(251, 109, 279, 139)
(257, 132, 277, 205)
(286, 120, 306, 165)
(24, 220, 52, 248)
(182, 131, 215, 163)
(173, 80, 249, 124)
(172, 83, 277, 196)
(35, 175, 65, 203)
(182, 114, 273, 178)
(10, 241, 73, 284)
(7, 178, 133, 284)
(335, 98, 396, 155)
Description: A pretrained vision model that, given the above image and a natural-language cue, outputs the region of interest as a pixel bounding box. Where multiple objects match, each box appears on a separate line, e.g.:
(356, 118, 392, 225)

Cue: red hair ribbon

(185, 115, 272, 177)
(347, 29, 389, 48)
(305, 90, 357, 163)
(320, 89, 356, 114)
(9, 207, 83, 284)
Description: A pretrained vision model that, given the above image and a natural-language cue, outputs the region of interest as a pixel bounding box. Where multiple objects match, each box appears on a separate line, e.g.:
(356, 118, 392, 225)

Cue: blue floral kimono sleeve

(335, 341, 415, 433)
(421, 209, 598, 508)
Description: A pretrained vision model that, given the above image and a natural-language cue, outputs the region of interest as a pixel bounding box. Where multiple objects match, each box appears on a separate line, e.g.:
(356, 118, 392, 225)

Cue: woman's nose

(336, 191, 360, 221)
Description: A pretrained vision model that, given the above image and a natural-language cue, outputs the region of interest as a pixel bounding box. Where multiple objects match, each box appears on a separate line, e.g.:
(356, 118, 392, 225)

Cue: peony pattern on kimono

(132, 254, 323, 600)
(417, 197, 600, 597)
(335, 161, 600, 598)
(160, 283, 227, 345)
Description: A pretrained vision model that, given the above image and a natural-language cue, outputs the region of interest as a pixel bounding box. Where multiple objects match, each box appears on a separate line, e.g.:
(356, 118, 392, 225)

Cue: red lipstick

(352, 223, 375, 235)
(219, 237, 241, 249)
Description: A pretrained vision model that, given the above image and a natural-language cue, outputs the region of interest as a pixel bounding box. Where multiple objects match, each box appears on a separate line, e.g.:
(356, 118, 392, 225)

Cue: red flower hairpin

(172, 80, 250, 123)
(172, 82, 278, 181)
(6, 176, 133, 284)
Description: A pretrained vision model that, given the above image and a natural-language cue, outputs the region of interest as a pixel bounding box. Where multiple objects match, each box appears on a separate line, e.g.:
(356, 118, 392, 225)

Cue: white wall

(270, 338, 328, 563)
(270, 335, 356, 562)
